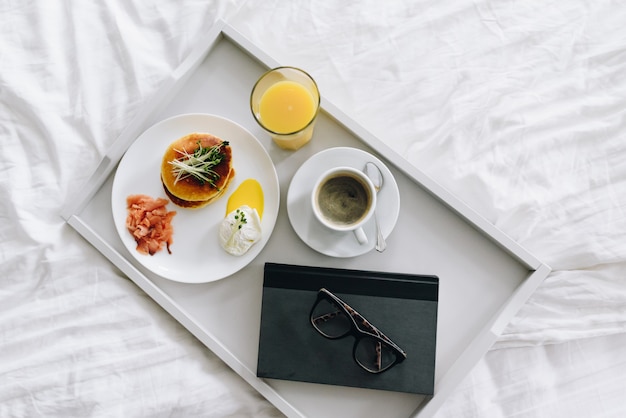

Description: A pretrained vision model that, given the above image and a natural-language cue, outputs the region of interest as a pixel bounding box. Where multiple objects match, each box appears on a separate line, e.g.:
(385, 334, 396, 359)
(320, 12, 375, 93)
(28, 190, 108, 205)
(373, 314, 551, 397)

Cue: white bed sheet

(2, 1, 626, 417)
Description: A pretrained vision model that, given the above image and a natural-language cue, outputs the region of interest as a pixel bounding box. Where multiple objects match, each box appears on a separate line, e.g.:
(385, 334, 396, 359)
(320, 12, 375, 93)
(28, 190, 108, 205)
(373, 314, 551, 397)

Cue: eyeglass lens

(311, 297, 399, 373)
(354, 336, 398, 372)
(311, 298, 351, 338)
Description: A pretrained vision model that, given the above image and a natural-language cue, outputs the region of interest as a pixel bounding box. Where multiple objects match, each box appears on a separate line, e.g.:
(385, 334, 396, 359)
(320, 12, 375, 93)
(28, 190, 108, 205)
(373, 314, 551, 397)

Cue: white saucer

(287, 147, 400, 257)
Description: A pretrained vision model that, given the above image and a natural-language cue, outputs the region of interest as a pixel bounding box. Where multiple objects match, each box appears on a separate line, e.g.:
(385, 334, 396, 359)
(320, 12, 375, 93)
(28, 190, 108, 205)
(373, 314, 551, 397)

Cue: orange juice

(259, 81, 316, 134)
(251, 67, 320, 150)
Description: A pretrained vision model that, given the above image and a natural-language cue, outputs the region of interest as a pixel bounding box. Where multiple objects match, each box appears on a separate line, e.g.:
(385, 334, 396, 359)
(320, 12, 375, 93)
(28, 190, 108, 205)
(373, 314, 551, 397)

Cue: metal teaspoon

(364, 162, 386, 252)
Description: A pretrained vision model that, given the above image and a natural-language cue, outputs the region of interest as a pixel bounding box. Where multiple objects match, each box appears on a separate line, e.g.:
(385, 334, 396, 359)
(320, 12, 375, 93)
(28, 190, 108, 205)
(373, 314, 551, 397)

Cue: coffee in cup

(311, 167, 377, 245)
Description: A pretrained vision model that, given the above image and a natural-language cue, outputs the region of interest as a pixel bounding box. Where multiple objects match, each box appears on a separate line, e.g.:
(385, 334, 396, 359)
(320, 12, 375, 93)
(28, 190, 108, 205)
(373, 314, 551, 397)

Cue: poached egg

(219, 179, 264, 256)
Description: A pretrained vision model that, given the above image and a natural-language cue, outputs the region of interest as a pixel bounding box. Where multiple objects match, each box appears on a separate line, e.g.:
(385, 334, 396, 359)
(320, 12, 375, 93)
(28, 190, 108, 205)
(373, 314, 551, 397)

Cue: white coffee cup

(311, 166, 377, 245)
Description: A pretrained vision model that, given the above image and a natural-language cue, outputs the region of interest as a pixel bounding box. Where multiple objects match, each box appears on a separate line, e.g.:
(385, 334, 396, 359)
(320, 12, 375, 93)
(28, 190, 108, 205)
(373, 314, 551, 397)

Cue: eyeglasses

(310, 288, 407, 374)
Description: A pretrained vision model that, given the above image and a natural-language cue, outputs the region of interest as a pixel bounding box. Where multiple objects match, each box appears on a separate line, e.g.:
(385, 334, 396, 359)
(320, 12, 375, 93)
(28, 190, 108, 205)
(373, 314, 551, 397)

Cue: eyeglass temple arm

(318, 288, 407, 358)
(311, 310, 342, 324)
(334, 296, 407, 358)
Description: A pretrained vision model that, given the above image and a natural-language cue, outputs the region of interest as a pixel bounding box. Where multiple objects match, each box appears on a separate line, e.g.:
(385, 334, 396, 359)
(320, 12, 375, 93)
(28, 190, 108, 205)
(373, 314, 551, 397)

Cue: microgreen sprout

(234, 208, 247, 229)
(169, 140, 229, 187)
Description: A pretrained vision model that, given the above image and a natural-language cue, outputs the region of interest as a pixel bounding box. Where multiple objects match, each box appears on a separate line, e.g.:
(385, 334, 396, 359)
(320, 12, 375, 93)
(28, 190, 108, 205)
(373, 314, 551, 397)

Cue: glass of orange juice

(250, 67, 320, 150)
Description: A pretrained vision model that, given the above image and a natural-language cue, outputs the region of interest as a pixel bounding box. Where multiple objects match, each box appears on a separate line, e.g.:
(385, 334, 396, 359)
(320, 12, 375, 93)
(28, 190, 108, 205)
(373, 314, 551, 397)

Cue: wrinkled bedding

(2, 1, 626, 417)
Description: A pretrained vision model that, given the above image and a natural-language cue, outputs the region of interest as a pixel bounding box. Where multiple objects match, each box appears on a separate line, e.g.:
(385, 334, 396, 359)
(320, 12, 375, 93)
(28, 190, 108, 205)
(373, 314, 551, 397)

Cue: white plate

(111, 113, 279, 283)
(287, 147, 400, 257)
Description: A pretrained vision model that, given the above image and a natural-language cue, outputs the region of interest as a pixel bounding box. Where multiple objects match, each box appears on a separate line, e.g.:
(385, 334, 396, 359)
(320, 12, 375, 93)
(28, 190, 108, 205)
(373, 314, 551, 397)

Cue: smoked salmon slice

(126, 194, 176, 255)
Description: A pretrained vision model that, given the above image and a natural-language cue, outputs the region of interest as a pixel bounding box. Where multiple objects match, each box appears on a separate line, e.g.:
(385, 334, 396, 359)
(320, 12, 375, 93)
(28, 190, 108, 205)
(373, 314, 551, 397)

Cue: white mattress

(2, 1, 626, 417)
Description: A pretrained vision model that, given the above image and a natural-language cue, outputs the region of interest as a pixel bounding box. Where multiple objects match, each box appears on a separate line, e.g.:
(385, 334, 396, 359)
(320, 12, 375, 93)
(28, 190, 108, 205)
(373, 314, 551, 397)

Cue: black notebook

(256, 263, 439, 395)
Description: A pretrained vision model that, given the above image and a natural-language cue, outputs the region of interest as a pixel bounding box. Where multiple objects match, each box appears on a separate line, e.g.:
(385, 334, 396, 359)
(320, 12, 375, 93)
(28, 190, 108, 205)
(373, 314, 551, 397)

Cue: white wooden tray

(61, 20, 551, 418)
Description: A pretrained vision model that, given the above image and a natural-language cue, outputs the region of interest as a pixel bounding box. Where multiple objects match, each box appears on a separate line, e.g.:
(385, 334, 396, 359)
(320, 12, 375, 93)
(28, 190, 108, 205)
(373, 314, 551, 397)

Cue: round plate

(287, 147, 400, 257)
(111, 113, 280, 283)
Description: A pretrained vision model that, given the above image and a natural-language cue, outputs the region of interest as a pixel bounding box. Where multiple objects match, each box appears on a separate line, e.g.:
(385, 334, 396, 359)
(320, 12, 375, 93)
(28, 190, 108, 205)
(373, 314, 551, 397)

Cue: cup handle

(353, 227, 368, 245)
